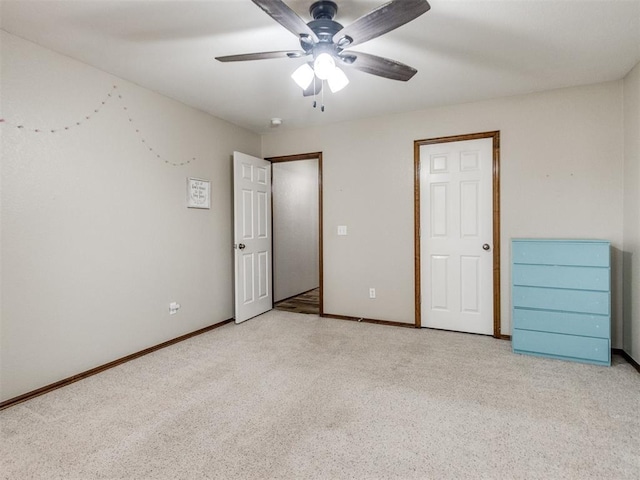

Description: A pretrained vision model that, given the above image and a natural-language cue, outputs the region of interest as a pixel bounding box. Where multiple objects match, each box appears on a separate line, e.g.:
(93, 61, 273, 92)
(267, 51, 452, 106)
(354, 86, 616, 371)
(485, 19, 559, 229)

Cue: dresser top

(512, 238, 610, 244)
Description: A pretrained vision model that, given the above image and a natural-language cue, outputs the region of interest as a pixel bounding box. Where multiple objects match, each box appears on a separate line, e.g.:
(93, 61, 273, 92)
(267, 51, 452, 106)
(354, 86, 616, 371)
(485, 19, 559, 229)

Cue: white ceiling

(2, 0, 639, 134)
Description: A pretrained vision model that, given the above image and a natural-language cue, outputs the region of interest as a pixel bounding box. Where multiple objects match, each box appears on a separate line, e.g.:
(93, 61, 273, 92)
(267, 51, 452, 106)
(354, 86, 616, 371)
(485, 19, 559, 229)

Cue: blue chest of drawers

(512, 239, 611, 366)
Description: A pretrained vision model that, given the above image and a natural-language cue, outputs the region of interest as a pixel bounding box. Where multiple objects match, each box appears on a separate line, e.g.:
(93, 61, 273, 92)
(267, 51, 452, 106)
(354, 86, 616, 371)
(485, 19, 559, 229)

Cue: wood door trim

(266, 152, 324, 316)
(414, 131, 501, 338)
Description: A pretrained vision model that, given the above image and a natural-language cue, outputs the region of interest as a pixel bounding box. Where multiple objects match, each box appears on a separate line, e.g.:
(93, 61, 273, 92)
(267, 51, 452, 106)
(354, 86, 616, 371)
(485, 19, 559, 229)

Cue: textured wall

(0, 32, 260, 401)
(623, 61, 640, 363)
(272, 159, 319, 302)
(262, 81, 625, 343)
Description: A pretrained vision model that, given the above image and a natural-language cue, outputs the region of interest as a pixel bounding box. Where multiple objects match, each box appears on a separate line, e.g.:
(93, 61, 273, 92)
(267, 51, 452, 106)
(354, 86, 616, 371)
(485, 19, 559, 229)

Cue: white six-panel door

(233, 152, 272, 324)
(420, 138, 494, 334)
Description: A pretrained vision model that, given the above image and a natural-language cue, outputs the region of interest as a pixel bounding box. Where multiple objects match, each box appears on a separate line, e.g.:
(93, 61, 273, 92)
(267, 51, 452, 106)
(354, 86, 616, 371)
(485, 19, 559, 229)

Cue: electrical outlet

(169, 302, 181, 315)
(369, 288, 376, 299)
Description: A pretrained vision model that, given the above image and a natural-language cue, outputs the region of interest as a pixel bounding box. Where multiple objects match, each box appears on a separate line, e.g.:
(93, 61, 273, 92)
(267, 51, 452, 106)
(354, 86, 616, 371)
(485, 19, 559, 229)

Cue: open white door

(233, 152, 272, 323)
(420, 138, 494, 334)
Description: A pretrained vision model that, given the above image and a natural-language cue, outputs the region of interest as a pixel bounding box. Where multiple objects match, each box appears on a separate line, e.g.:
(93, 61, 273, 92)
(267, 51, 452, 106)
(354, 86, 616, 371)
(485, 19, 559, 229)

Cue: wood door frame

(414, 131, 502, 338)
(266, 152, 324, 316)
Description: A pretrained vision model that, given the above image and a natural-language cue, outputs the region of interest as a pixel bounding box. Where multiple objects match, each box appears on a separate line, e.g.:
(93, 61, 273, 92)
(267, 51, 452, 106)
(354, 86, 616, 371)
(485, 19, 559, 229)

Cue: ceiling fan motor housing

(307, 1, 343, 44)
(304, 0, 348, 63)
(309, 1, 338, 20)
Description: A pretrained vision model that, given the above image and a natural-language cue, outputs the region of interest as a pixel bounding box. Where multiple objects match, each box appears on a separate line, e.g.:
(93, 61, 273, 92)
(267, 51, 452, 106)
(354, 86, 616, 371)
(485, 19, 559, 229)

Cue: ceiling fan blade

(339, 51, 417, 81)
(251, 0, 319, 43)
(303, 79, 322, 97)
(216, 50, 307, 62)
(333, 0, 430, 48)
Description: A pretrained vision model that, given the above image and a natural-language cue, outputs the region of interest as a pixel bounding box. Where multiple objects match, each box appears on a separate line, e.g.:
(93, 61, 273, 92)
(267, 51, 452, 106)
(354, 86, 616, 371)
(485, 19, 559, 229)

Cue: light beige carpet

(1, 310, 638, 479)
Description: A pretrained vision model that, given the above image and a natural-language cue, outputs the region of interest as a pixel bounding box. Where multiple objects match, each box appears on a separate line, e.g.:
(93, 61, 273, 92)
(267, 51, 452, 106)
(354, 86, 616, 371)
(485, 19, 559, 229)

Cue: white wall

(272, 159, 319, 302)
(262, 81, 625, 343)
(0, 32, 261, 402)
(623, 61, 640, 363)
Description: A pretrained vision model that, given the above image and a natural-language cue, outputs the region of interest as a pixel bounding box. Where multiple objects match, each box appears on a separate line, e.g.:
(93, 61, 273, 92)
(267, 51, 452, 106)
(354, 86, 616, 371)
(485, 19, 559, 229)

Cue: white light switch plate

(337, 225, 347, 236)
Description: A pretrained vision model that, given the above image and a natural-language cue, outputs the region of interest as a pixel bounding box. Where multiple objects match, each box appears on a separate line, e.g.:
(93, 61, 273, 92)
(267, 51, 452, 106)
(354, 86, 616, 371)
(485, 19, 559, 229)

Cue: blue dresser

(512, 239, 611, 366)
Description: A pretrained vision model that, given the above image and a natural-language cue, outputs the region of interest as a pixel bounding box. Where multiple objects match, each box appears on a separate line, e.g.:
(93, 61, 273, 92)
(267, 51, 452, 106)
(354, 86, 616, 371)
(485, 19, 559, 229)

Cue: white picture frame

(187, 177, 211, 209)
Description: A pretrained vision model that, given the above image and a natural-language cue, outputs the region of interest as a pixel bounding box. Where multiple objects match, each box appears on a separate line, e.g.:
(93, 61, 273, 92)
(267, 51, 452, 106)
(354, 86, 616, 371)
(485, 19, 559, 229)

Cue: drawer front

(512, 264, 609, 291)
(513, 308, 609, 338)
(513, 329, 610, 363)
(512, 286, 609, 315)
(512, 241, 609, 267)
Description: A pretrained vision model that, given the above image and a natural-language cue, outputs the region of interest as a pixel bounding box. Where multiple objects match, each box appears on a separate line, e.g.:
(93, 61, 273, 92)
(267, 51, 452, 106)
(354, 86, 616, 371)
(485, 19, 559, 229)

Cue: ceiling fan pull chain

(321, 82, 325, 112)
(312, 75, 317, 108)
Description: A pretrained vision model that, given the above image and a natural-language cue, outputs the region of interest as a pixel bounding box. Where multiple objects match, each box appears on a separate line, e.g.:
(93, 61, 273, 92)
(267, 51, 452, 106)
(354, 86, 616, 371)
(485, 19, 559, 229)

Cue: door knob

(238, 243, 246, 250)
(482, 244, 491, 251)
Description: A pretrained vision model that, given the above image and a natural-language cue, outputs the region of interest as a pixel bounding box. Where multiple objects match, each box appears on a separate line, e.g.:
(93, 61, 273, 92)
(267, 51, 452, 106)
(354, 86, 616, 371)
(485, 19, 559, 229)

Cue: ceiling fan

(216, 0, 431, 102)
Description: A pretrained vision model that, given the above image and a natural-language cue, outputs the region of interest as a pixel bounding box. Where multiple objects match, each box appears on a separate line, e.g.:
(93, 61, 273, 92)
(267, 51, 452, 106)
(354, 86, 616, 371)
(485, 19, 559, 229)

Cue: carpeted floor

(1, 310, 638, 479)
(274, 288, 319, 314)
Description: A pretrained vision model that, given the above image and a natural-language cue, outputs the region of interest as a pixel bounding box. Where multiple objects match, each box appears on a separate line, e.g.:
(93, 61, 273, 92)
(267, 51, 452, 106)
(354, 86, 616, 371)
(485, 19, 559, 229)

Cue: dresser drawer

(513, 329, 609, 363)
(512, 264, 609, 291)
(513, 308, 609, 338)
(513, 286, 609, 315)
(512, 241, 609, 267)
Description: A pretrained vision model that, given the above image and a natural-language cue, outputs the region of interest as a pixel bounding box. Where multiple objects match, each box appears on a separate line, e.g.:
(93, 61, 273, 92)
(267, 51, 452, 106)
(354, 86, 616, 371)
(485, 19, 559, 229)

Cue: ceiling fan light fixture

(313, 52, 335, 80)
(291, 63, 315, 90)
(327, 66, 349, 93)
(218, 0, 430, 106)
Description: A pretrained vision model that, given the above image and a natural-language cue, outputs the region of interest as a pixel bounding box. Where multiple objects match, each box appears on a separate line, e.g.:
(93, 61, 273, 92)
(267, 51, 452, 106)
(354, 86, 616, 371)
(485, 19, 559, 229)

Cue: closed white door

(420, 138, 493, 334)
(233, 152, 272, 323)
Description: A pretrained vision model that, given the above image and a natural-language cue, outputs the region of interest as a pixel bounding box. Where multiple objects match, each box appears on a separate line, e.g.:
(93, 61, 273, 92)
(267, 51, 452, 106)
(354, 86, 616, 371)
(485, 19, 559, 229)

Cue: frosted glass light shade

(313, 53, 335, 80)
(291, 63, 314, 90)
(327, 67, 349, 93)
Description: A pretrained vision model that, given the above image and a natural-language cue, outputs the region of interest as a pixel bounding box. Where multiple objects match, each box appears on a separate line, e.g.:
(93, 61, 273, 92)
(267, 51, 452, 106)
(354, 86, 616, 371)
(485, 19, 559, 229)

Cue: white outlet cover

(337, 225, 348, 236)
(169, 302, 181, 315)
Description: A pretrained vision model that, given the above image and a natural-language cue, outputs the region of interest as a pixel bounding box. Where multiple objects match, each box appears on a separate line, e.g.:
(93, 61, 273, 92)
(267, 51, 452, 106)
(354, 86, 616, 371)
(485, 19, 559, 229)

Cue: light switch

(337, 225, 347, 236)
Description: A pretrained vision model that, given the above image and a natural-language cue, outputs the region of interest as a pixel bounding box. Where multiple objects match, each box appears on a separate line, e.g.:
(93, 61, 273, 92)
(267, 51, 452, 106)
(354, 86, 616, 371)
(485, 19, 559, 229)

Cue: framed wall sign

(187, 177, 211, 209)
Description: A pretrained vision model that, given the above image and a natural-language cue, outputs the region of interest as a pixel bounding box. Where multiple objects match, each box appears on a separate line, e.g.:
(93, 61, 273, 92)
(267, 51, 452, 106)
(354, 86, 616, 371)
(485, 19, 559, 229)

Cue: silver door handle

(482, 244, 491, 251)
(237, 243, 246, 250)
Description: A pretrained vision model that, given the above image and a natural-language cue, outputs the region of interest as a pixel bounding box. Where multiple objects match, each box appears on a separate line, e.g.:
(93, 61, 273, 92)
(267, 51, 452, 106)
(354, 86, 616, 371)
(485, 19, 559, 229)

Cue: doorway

(267, 152, 323, 316)
(414, 132, 501, 337)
